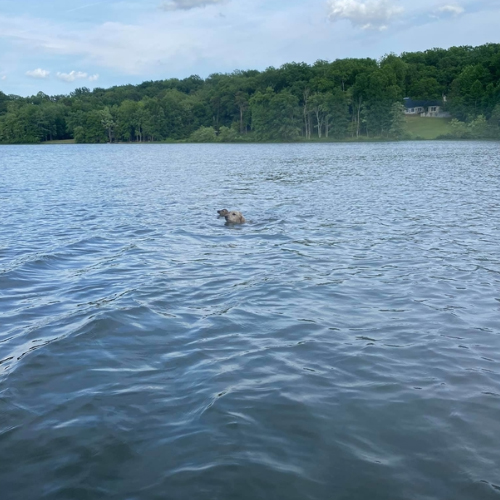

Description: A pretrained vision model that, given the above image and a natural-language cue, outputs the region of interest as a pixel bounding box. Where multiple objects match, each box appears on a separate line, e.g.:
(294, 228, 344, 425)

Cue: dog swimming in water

(217, 209, 246, 224)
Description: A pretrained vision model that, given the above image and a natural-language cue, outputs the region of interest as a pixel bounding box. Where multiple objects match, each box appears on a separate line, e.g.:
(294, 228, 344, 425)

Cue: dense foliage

(1, 43, 500, 144)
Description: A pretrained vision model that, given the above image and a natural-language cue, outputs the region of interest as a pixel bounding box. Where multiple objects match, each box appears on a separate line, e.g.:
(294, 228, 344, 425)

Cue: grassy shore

(405, 116, 453, 140)
(11, 119, 456, 145)
(42, 139, 76, 144)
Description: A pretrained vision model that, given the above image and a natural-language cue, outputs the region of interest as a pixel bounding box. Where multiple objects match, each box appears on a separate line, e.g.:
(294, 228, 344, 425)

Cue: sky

(0, 0, 499, 96)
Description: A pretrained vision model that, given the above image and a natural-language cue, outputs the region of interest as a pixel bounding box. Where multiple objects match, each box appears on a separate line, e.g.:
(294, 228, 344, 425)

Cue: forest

(1, 43, 500, 144)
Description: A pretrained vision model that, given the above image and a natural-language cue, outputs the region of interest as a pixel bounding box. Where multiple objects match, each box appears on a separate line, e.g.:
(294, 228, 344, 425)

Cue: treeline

(1, 43, 500, 144)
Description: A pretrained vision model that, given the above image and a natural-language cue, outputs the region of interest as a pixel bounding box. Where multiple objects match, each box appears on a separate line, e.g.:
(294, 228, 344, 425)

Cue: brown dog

(223, 210, 246, 224)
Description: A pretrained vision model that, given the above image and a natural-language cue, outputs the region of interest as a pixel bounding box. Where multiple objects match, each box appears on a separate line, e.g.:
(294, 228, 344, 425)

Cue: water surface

(1, 142, 499, 499)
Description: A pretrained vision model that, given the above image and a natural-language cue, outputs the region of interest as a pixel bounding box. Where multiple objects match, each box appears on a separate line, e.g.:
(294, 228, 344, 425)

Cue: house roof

(403, 97, 441, 109)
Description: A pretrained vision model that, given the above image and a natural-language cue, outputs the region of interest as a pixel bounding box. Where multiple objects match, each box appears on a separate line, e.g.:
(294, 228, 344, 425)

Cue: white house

(403, 97, 451, 118)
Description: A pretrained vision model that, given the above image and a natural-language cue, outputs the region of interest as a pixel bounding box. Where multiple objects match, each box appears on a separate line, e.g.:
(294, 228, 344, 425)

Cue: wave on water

(1, 142, 499, 500)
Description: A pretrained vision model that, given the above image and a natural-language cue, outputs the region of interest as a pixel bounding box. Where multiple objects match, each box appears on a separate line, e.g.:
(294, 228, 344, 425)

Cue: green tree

(235, 91, 249, 134)
(324, 90, 349, 139)
(0, 91, 9, 115)
(250, 88, 300, 141)
(70, 110, 108, 143)
(99, 106, 115, 142)
(450, 115, 488, 139)
(189, 126, 217, 142)
(388, 102, 408, 139)
(217, 126, 238, 142)
(487, 104, 500, 138)
(116, 100, 139, 142)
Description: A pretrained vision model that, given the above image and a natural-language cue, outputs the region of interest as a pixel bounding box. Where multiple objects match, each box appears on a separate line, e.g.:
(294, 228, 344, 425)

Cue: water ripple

(0, 142, 499, 500)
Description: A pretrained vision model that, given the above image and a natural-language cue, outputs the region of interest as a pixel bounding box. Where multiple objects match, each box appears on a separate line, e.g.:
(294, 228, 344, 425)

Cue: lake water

(1, 142, 499, 500)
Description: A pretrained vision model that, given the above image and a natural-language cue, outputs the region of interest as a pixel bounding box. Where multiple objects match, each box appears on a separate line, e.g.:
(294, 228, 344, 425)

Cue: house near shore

(403, 97, 451, 118)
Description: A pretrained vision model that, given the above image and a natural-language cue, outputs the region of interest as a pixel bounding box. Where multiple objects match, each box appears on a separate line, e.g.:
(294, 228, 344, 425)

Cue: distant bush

(189, 126, 217, 143)
(187, 125, 242, 143)
(449, 115, 488, 139)
(217, 126, 239, 142)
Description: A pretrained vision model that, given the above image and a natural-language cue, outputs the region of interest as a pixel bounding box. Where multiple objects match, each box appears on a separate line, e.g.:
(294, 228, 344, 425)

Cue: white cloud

(160, 0, 226, 11)
(1, 17, 221, 76)
(88, 74, 99, 82)
(56, 70, 89, 82)
(0, 0, 497, 95)
(26, 68, 50, 79)
(1, 75, 6, 80)
(437, 4, 465, 16)
(327, 0, 404, 30)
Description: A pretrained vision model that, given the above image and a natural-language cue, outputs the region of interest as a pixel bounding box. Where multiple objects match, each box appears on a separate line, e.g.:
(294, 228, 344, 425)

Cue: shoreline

(1, 137, 498, 146)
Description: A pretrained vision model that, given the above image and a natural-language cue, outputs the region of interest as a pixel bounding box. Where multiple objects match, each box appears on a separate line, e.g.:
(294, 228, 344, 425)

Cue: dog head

(224, 211, 246, 224)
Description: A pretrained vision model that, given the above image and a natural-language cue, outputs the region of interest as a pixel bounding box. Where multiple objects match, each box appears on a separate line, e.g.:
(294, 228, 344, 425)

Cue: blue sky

(1, 0, 498, 96)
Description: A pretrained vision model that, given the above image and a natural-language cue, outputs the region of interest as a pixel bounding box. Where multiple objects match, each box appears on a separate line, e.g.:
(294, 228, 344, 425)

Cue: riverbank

(404, 116, 453, 139)
(3, 119, 491, 145)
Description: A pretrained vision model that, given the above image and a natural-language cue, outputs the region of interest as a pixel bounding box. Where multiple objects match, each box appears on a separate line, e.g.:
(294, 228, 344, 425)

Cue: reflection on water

(0, 142, 499, 500)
